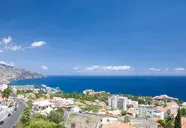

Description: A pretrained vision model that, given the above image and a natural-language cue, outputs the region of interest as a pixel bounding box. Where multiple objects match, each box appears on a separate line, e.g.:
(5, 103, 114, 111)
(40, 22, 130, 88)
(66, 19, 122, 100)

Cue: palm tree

(2, 87, 11, 105)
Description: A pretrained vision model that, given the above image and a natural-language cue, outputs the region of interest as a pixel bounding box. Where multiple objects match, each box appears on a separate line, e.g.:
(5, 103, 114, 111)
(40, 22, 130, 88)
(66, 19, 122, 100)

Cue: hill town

(0, 65, 186, 128)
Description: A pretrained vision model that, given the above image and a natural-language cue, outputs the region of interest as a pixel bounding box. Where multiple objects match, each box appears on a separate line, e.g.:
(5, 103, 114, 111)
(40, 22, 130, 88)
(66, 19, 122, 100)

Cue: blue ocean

(10, 76, 186, 101)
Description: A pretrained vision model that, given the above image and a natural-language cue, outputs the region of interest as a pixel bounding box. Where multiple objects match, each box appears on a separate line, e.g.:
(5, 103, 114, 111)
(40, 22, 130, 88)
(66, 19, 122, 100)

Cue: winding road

(0, 101, 26, 128)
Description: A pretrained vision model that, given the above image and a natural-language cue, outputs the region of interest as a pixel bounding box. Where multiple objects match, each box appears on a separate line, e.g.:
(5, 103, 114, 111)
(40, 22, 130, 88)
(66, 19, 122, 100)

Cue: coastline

(8, 76, 186, 101)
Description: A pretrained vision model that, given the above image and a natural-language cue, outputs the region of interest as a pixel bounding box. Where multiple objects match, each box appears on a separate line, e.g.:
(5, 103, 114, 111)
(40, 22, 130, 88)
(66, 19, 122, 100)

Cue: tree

(25, 119, 65, 128)
(163, 102, 167, 108)
(50, 95, 54, 99)
(99, 124, 102, 128)
(27, 101, 33, 109)
(121, 110, 127, 116)
(20, 107, 31, 126)
(48, 110, 64, 123)
(71, 123, 76, 128)
(33, 113, 48, 120)
(56, 107, 64, 115)
(82, 105, 100, 112)
(157, 117, 174, 128)
(2, 87, 11, 105)
(165, 117, 174, 128)
(174, 108, 181, 128)
(157, 120, 165, 128)
(181, 108, 186, 116)
(124, 116, 130, 123)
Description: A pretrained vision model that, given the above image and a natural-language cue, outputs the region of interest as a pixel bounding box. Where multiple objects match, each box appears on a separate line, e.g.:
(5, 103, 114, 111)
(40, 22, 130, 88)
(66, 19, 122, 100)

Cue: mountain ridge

(0, 64, 46, 84)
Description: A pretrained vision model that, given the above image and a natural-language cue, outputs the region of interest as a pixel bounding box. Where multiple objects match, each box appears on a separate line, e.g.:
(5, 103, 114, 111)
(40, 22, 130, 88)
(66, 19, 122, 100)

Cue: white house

(53, 97, 74, 107)
(32, 100, 55, 115)
(17, 95, 25, 100)
(71, 106, 81, 113)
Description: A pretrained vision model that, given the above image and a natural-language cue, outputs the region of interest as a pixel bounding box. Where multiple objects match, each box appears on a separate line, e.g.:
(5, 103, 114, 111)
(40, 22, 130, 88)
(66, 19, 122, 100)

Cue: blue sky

(0, 0, 186, 75)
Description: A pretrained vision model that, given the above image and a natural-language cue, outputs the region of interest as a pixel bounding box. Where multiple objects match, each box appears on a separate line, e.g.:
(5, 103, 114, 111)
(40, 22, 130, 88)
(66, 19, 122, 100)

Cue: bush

(56, 107, 64, 114)
(121, 110, 127, 116)
(27, 101, 33, 109)
(51, 92, 110, 103)
(25, 119, 65, 128)
(33, 113, 48, 120)
(20, 107, 31, 126)
(16, 122, 25, 128)
(181, 108, 186, 116)
(124, 116, 130, 123)
(82, 105, 100, 112)
(48, 109, 64, 123)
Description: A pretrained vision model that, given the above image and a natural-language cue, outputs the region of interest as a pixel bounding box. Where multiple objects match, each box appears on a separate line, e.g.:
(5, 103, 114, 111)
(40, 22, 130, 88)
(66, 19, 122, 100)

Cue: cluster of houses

(15, 92, 185, 128)
(102, 94, 186, 128)
(106, 95, 159, 127)
(10, 84, 62, 95)
(1, 84, 186, 128)
(15, 87, 186, 128)
(153, 94, 179, 101)
(83, 89, 109, 96)
(21, 97, 79, 115)
(11, 85, 40, 94)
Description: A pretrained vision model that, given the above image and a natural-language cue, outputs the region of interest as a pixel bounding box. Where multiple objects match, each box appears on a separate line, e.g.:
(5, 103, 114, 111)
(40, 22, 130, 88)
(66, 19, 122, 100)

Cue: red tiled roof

(103, 123, 137, 128)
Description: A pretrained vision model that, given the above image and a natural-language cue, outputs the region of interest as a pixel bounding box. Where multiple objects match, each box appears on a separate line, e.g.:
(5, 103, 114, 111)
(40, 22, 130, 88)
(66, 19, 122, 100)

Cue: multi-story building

(135, 107, 164, 119)
(108, 95, 128, 111)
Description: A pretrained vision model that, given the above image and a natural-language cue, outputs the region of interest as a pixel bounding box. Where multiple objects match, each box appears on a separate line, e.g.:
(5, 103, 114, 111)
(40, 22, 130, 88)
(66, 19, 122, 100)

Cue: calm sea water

(10, 76, 186, 101)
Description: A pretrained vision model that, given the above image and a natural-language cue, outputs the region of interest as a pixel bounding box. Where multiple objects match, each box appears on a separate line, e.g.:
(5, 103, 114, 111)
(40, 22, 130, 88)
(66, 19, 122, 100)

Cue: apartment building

(108, 95, 128, 111)
(135, 107, 164, 119)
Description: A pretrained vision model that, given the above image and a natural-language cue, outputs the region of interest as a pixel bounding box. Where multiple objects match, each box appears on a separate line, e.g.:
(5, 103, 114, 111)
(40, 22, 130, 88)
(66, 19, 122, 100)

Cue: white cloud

(2, 36, 12, 45)
(1, 36, 47, 52)
(148, 68, 161, 71)
(73, 67, 79, 70)
(174, 68, 185, 71)
(41, 65, 48, 70)
(0, 36, 23, 51)
(5, 45, 23, 51)
(85, 65, 132, 71)
(0, 61, 15, 66)
(31, 41, 46, 47)
(165, 68, 169, 71)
